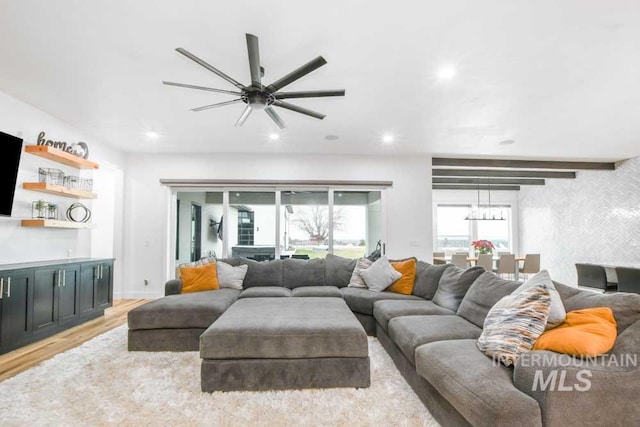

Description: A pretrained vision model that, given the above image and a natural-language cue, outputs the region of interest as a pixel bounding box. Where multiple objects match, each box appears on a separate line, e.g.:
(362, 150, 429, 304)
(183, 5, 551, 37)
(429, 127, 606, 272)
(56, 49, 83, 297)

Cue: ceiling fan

(162, 33, 345, 129)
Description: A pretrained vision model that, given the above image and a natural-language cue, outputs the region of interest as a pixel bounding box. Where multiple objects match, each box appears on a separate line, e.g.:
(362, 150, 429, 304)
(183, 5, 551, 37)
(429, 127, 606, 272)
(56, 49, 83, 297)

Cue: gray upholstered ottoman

(200, 297, 370, 392)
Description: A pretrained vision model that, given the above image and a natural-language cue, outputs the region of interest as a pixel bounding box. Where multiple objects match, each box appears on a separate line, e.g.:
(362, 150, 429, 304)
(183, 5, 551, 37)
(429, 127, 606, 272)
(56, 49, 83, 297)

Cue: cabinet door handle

(57, 270, 61, 287)
(100, 265, 103, 280)
(63, 270, 66, 287)
(0, 278, 3, 300)
(6, 277, 10, 298)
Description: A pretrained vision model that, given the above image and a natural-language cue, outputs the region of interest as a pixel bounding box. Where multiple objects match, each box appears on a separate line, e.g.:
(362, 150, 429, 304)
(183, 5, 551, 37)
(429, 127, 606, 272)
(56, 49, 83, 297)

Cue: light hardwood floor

(0, 299, 149, 382)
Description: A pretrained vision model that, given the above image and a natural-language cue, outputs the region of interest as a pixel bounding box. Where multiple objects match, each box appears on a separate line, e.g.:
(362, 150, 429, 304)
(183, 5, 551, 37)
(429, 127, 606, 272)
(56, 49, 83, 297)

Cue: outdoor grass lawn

(294, 247, 366, 259)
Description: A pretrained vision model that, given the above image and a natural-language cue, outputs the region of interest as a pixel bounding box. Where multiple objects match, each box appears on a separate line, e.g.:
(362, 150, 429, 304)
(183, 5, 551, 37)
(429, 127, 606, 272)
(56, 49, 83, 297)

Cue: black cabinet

(80, 260, 113, 317)
(0, 270, 34, 352)
(0, 258, 114, 354)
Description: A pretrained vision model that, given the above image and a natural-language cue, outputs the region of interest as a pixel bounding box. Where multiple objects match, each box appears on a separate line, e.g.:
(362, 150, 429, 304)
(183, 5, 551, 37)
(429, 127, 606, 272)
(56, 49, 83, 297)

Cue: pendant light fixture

(465, 177, 506, 221)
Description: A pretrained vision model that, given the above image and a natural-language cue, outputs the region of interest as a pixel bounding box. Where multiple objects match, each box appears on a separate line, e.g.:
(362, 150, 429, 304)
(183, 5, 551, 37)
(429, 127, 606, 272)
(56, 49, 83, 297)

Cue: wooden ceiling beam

(432, 158, 615, 170)
(432, 168, 576, 179)
(433, 184, 521, 191)
(433, 177, 545, 185)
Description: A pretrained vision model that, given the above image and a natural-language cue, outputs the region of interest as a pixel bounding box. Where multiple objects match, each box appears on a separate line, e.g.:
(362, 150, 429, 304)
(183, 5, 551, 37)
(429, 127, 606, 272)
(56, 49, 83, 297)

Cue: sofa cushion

(457, 271, 522, 328)
(432, 266, 485, 312)
(388, 315, 482, 365)
(348, 258, 373, 288)
(179, 263, 219, 293)
(127, 289, 241, 330)
(412, 262, 451, 300)
(239, 258, 283, 288)
(200, 297, 368, 359)
(239, 286, 291, 298)
(477, 284, 551, 366)
(283, 258, 326, 289)
(415, 339, 542, 427)
(555, 280, 640, 334)
(373, 300, 455, 332)
(216, 262, 248, 290)
(514, 271, 566, 329)
(340, 287, 422, 315)
(217, 257, 242, 267)
(291, 286, 342, 298)
(325, 254, 357, 288)
(360, 255, 402, 292)
(387, 258, 417, 295)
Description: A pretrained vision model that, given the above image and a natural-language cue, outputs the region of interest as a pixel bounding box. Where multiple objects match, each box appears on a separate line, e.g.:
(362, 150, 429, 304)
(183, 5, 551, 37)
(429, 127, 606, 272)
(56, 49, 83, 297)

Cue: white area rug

(0, 326, 438, 426)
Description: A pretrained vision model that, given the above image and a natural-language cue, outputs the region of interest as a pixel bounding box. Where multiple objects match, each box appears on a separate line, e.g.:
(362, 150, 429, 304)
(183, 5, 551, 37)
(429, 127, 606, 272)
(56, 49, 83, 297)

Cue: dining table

(433, 256, 527, 279)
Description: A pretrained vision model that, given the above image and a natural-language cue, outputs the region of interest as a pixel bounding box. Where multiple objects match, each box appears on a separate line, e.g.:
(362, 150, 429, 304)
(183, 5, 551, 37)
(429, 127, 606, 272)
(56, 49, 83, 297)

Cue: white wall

(0, 90, 126, 295)
(122, 153, 433, 298)
(519, 157, 640, 285)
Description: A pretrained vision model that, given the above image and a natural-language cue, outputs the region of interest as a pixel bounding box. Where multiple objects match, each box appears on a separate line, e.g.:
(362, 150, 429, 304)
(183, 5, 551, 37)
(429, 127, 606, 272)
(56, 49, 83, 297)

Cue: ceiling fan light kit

(163, 34, 345, 129)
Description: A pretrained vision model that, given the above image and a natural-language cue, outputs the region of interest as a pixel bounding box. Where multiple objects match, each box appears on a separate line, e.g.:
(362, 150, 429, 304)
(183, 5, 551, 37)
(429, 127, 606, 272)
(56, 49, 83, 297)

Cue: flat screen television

(0, 131, 24, 217)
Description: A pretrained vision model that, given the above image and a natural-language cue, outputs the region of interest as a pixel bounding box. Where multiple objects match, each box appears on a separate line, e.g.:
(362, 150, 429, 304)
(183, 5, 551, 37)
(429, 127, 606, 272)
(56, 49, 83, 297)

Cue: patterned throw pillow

(511, 270, 566, 329)
(348, 258, 373, 288)
(477, 284, 551, 366)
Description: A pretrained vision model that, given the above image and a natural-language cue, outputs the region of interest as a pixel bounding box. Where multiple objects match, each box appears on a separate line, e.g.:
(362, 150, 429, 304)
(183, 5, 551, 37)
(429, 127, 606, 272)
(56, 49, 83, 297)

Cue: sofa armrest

(165, 279, 183, 296)
(513, 346, 639, 425)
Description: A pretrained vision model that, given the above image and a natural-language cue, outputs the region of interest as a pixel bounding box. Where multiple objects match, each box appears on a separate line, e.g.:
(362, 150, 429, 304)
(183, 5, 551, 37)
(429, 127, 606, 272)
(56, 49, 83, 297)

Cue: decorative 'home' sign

(37, 131, 90, 159)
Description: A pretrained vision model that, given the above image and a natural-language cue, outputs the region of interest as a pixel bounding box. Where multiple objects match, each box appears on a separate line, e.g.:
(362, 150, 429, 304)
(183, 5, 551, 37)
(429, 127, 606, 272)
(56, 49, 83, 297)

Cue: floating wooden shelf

(25, 145, 99, 169)
(22, 182, 97, 199)
(21, 219, 92, 229)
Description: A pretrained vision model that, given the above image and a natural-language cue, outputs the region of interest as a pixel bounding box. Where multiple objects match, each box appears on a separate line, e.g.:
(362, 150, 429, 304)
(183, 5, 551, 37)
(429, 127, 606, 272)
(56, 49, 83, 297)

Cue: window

(229, 192, 276, 260)
(333, 191, 383, 259)
(436, 205, 472, 253)
(173, 186, 386, 264)
(280, 191, 329, 259)
(435, 204, 513, 254)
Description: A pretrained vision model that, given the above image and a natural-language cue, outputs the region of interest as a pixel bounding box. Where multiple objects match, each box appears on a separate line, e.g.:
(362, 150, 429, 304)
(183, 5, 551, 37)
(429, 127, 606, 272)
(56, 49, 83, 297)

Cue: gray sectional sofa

(127, 254, 640, 426)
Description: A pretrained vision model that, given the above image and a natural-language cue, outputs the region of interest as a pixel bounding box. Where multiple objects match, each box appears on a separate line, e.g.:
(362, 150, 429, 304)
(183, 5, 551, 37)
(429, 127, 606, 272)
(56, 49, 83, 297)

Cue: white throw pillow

(216, 262, 248, 290)
(360, 256, 402, 292)
(348, 258, 373, 288)
(512, 270, 566, 329)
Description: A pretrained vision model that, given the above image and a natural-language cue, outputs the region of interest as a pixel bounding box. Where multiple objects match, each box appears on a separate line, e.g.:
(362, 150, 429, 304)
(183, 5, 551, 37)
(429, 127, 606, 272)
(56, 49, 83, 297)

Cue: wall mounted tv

(0, 131, 24, 217)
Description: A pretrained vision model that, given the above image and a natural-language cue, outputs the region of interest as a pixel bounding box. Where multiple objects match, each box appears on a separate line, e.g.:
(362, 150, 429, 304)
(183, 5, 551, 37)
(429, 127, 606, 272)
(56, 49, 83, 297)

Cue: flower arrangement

(472, 240, 495, 255)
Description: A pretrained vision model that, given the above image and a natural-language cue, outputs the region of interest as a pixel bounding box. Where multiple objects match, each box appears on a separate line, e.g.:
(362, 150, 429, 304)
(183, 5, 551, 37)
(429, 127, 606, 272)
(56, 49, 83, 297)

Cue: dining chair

(452, 254, 470, 269)
(494, 254, 516, 279)
(476, 254, 493, 272)
(433, 252, 446, 265)
(519, 254, 541, 280)
(615, 267, 640, 294)
(575, 263, 616, 292)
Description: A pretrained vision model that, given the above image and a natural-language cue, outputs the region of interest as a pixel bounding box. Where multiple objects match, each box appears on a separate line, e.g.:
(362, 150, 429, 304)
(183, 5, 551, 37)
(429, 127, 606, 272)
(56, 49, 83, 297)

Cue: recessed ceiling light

(436, 65, 457, 81)
(269, 133, 279, 141)
(499, 139, 515, 145)
(146, 131, 159, 139)
(382, 134, 394, 144)
(324, 134, 339, 141)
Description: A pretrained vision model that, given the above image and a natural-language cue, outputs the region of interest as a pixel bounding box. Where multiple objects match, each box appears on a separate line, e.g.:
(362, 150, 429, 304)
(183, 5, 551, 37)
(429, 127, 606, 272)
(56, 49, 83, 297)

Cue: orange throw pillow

(388, 258, 417, 295)
(533, 307, 617, 356)
(180, 263, 219, 293)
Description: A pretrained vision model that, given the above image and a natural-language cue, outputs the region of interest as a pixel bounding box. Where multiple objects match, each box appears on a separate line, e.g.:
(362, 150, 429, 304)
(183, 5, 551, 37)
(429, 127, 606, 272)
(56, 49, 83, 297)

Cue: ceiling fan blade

(266, 56, 327, 93)
(235, 104, 253, 126)
(273, 100, 325, 120)
(246, 34, 262, 87)
(191, 99, 243, 112)
(265, 107, 286, 129)
(274, 89, 345, 99)
(162, 81, 242, 96)
(175, 47, 245, 90)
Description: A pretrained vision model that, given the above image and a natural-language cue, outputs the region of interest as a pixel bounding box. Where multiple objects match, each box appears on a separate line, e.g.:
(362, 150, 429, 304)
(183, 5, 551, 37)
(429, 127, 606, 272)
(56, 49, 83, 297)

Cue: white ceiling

(1, 0, 639, 160)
